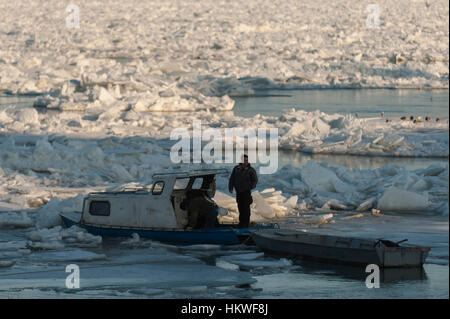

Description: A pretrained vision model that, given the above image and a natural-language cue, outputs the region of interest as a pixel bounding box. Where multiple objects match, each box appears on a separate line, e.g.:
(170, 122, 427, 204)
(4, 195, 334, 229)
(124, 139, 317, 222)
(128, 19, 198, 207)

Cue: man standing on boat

(228, 154, 258, 228)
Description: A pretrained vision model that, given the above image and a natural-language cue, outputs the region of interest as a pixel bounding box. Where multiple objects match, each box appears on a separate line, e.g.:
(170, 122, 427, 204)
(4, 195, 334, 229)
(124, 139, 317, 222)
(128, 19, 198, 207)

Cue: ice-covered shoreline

(0, 127, 448, 228)
(1, 0, 448, 164)
(1, 96, 448, 223)
(0, 0, 448, 110)
(1, 104, 448, 156)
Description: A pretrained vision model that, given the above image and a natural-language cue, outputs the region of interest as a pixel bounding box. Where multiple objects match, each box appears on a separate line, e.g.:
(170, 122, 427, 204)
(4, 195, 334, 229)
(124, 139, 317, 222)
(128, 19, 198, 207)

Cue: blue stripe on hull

(61, 215, 275, 245)
(86, 225, 240, 245)
(61, 215, 240, 245)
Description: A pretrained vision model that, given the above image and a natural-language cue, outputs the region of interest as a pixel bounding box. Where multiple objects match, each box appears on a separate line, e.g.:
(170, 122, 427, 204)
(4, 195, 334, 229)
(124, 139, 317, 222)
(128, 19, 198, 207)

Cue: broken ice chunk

(377, 187, 429, 211)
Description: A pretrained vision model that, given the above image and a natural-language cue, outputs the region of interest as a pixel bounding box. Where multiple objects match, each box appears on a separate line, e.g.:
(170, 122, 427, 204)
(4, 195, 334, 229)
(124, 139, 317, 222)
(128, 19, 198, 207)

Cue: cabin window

(89, 201, 110, 216)
(152, 181, 165, 195)
(174, 178, 190, 190)
(191, 177, 203, 190)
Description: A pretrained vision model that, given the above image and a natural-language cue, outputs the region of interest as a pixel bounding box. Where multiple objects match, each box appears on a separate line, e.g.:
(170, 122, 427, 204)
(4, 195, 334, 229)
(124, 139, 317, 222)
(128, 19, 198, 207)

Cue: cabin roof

(152, 168, 229, 180)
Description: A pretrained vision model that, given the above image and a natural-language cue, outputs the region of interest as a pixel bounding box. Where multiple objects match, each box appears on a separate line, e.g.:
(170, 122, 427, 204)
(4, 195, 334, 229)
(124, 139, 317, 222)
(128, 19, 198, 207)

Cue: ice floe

(222, 252, 265, 262)
(0, 146, 447, 236)
(0, 248, 256, 292)
(275, 109, 449, 157)
(259, 161, 449, 216)
(213, 159, 449, 226)
(28, 249, 107, 262)
(120, 233, 152, 248)
(172, 285, 208, 295)
(0, 0, 448, 110)
(0, 239, 31, 267)
(26, 226, 102, 250)
(0, 261, 15, 268)
(0, 211, 33, 228)
(226, 258, 293, 270)
(377, 187, 429, 211)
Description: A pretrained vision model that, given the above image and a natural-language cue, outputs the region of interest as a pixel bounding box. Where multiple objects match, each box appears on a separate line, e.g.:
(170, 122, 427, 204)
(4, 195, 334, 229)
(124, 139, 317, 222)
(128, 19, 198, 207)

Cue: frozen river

(0, 0, 448, 300)
(0, 89, 448, 299)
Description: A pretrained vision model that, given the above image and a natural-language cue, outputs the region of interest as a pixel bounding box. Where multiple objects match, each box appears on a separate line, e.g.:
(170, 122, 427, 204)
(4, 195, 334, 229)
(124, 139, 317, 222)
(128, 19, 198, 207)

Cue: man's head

(239, 154, 249, 167)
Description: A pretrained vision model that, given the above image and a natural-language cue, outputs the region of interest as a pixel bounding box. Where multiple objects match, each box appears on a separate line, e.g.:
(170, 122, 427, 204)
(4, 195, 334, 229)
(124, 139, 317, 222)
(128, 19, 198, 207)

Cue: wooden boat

(60, 169, 275, 245)
(251, 229, 431, 267)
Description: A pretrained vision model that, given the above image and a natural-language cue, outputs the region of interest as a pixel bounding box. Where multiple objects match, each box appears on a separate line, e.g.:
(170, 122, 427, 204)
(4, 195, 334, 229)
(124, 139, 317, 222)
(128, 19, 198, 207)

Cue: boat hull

(61, 213, 274, 245)
(252, 229, 430, 268)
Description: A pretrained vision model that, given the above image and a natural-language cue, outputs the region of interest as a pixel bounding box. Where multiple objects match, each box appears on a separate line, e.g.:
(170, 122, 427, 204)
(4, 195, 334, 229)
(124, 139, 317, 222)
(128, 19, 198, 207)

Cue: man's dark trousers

(236, 190, 252, 228)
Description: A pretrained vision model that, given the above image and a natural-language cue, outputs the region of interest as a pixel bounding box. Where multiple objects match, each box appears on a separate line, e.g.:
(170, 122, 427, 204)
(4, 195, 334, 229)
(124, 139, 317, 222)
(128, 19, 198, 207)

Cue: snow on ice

(0, 0, 448, 101)
(0, 112, 448, 230)
(0, 0, 447, 297)
(0, 0, 447, 257)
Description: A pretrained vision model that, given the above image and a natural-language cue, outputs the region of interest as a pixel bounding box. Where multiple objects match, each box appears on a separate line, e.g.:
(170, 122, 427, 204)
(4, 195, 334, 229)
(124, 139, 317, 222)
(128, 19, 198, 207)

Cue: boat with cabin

(60, 169, 275, 245)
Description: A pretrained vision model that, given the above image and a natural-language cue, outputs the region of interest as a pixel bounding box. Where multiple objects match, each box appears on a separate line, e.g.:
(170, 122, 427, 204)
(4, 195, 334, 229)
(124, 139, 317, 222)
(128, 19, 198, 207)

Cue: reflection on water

(233, 89, 449, 119)
(225, 149, 447, 172)
(277, 150, 448, 171)
(0, 94, 35, 108)
(287, 258, 428, 284)
(164, 144, 446, 173)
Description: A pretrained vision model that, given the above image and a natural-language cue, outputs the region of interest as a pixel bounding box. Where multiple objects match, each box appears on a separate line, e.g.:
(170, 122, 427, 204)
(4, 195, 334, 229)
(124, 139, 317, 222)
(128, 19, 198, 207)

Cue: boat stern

(376, 246, 431, 267)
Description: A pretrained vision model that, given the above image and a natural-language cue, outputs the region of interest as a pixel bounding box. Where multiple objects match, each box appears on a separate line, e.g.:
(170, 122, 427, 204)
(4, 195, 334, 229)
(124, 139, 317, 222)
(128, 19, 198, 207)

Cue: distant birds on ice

(398, 115, 442, 124)
(354, 113, 443, 124)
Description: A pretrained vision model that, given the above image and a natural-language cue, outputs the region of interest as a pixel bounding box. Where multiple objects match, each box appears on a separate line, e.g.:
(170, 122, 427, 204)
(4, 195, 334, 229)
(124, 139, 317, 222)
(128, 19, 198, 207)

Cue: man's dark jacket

(228, 164, 258, 193)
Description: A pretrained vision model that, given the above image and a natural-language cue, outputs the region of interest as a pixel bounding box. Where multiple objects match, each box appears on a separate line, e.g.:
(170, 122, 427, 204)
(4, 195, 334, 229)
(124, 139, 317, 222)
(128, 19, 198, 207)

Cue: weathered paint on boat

(252, 229, 431, 268)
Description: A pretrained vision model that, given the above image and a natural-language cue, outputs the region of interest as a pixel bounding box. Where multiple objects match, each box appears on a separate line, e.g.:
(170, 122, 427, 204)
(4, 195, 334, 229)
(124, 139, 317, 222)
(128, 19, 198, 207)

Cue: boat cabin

(80, 169, 226, 230)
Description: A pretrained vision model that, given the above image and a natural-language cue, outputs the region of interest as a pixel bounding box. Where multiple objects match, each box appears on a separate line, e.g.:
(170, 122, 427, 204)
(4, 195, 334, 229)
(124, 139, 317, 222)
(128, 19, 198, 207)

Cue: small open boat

(60, 169, 275, 245)
(252, 229, 431, 267)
